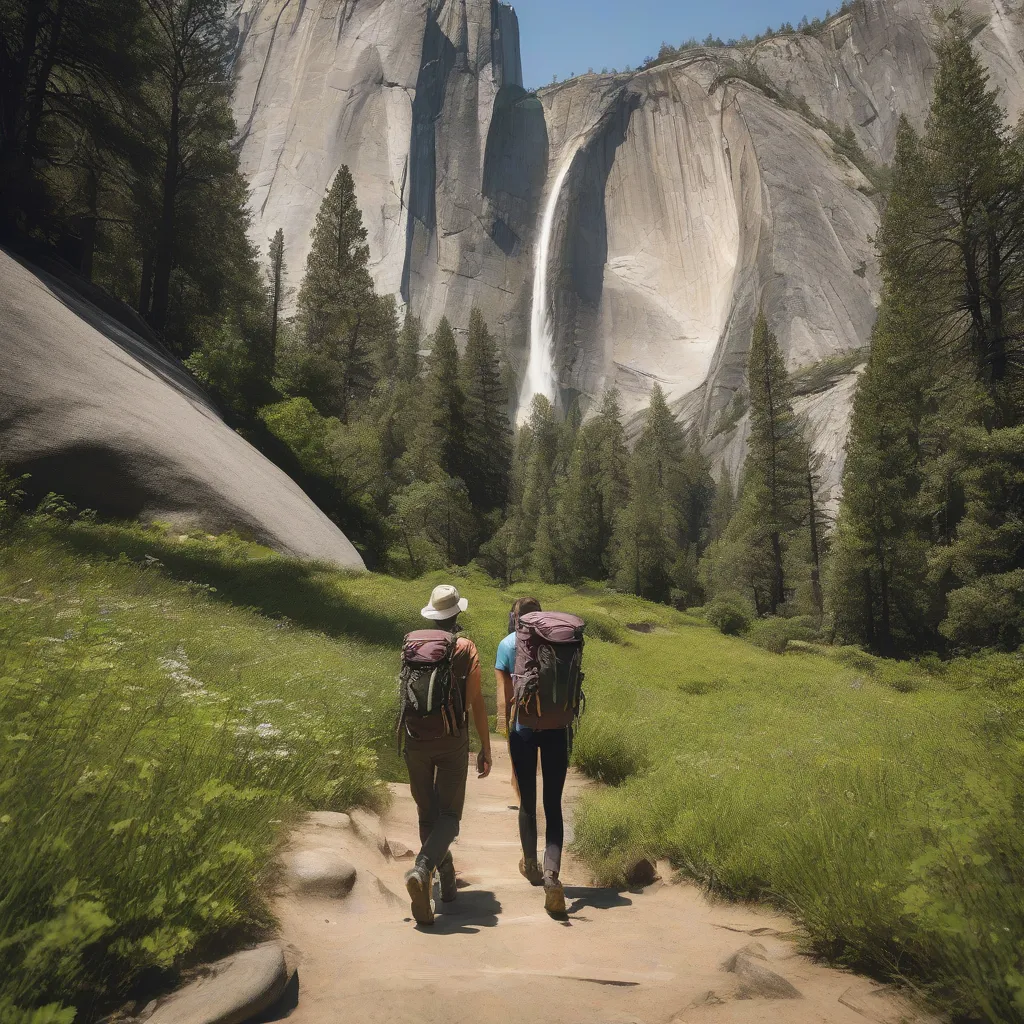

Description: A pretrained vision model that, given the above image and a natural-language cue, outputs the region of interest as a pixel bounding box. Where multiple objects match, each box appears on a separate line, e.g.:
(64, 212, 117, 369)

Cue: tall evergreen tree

(611, 386, 684, 602)
(418, 317, 469, 482)
(398, 312, 422, 386)
(462, 307, 512, 511)
(743, 307, 807, 614)
(0, 0, 145, 236)
(142, 0, 235, 335)
(291, 165, 386, 422)
(479, 395, 557, 583)
(267, 227, 286, 373)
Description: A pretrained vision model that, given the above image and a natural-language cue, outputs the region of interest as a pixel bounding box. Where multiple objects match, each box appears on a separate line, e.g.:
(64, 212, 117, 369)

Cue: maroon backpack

(512, 612, 586, 730)
(396, 630, 465, 745)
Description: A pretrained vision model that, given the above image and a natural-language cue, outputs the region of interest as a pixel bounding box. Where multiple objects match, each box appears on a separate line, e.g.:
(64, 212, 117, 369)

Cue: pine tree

(828, 22, 1024, 652)
(375, 295, 400, 385)
(267, 228, 286, 373)
(480, 395, 557, 583)
(922, 12, 1024, 425)
(826, 120, 935, 651)
(591, 390, 631, 572)
(143, 0, 235, 335)
(418, 317, 469, 482)
(610, 386, 682, 602)
(398, 312, 422, 385)
(744, 307, 807, 614)
(462, 307, 512, 512)
(293, 165, 385, 422)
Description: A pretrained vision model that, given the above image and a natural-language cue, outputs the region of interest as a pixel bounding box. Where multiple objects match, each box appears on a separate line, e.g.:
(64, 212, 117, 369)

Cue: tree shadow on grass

(57, 525, 408, 648)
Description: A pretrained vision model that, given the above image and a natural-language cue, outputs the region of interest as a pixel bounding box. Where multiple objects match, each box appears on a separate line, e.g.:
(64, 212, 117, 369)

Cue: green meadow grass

(0, 516, 1021, 1021)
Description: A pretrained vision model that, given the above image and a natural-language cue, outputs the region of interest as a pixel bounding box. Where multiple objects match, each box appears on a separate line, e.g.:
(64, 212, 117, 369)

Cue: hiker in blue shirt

(494, 597, 570, 915)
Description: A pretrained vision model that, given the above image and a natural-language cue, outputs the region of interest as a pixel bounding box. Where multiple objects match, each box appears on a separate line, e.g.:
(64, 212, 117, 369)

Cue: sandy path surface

(272, 742, 931, 1024)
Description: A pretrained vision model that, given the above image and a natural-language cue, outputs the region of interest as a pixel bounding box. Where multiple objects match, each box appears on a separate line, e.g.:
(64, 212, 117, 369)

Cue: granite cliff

(231, 0, 1024, 502)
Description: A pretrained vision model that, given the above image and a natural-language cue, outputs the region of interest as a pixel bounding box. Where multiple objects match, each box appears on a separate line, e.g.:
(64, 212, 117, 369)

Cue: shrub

(572, 718, 650, 786)
(0, 469, 28, 532)
(746, 616, 819, 654)
(706, 596, 751, 636)
(584, 612, 628, 645)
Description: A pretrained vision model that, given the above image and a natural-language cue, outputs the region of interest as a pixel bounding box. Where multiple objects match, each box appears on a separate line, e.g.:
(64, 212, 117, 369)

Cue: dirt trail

(273, 743, 931, 1024)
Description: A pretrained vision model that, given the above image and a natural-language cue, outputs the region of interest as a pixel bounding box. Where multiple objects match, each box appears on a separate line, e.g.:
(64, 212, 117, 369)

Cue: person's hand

(477, 749, 492, 779)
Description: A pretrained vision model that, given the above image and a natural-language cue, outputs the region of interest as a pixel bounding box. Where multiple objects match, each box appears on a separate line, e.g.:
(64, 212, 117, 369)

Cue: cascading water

(518, 149, 578, 422)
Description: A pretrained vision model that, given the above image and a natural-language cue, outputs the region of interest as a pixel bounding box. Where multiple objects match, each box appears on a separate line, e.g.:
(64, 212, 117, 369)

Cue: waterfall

(518, 149, 577, 423)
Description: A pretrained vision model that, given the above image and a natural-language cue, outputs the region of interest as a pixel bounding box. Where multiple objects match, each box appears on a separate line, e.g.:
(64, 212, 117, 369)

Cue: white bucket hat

(421, 584, 469, 621)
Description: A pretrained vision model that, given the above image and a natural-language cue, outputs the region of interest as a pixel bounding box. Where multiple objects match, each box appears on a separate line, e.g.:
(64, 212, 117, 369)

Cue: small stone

(383, 837, 415, 860)
(721, 944, 802, 1000)
(147, 942, 288, 1024)
(283, 848, 357, 898)
(626, 858, 659, 887)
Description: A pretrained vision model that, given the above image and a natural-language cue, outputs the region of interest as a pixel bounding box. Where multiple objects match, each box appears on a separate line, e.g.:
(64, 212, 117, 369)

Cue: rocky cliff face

(231, 0, 1024, 502)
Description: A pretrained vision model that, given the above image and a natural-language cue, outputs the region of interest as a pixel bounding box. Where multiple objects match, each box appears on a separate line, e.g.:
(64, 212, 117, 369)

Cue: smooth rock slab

(283, 847, 357, 898)
(721, 943, 803, 1000)
(147, 942, 288, 1024)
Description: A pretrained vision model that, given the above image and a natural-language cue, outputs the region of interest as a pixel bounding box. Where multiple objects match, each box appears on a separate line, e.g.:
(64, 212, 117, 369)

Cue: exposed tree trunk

(139, 250, 154, 316)
(2, 0, 44, 162)
(149, 88, 180, 334)
(79, 167, 98, 280)
(270, 250, 282, 370)
(862, 569, 875, 649)
(807, 468, 824, 620)
(770, 530, 784, 615)
(21, 0, 67, 176)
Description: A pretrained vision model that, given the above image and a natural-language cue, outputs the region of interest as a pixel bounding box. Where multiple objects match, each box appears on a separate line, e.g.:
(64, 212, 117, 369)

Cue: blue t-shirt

(495, 632, 516, 673)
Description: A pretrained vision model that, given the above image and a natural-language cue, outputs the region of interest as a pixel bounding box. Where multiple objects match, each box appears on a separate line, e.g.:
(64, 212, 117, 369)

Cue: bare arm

(495, 669, 513, 735)
(464, 644, 492, 777)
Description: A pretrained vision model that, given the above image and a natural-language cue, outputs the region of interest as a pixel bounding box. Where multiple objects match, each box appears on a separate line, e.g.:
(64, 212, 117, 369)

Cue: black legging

(508, 726, 569, 879)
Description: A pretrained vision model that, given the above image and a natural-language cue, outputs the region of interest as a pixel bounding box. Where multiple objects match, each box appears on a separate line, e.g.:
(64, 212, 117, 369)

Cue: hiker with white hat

(397, 584, 492, 925)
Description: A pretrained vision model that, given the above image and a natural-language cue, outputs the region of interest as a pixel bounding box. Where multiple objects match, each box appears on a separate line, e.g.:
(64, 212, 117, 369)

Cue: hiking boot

(543, 874, 566, 916)
(404, 859, 434, 925)
(519, 857, 544, 886)
(438, 854, 457, 903)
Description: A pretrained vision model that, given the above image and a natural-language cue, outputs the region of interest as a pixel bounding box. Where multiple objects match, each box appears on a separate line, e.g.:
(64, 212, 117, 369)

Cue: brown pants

(404, 731, 469, 871)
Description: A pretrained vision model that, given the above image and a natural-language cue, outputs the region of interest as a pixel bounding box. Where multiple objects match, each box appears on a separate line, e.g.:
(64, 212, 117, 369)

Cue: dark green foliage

(741, 309, 809, 614)
(555, 389, 630, 582)
(706, 596, 751, 636)
(417, 317, 468, 481)
(0, 0, 267, 365)
(829, 18, 1024, 654)
(462, 307, 512, 511)
(611, 386, 713, 603)
(387, 475, 477, 573)
(745, 615, 819, 654)
(267, 227, 286, 373)
(479, 395, 558, 584)
(288, 166, 393, 424)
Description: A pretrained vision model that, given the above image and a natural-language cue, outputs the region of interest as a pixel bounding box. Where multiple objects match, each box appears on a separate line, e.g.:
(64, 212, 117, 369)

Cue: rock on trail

(271, 743, 937, 1024)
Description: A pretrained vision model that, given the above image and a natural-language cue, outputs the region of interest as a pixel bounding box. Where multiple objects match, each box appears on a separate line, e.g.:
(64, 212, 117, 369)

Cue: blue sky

(511, 0, 836, 89)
